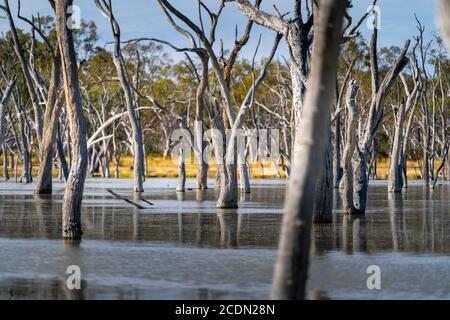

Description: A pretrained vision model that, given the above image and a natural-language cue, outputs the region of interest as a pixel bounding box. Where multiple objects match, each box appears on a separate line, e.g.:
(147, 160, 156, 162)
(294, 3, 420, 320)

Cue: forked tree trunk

(271, 0, 346, 300)
(55, 0, 88, 240)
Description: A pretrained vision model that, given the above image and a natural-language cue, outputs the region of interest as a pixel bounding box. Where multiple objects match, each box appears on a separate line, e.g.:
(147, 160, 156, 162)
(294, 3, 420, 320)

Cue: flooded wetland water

(0, 178, 450, 299)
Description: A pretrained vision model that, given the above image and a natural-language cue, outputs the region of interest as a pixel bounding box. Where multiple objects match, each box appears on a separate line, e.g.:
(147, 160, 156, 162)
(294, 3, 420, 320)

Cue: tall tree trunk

(34, 50, 62, 194)
(56, 0, 88, 240)
(271, 0, 346, 300)
(333, 111, 343, 188)
(195, 55, 209, 190)
(341, 80, 360, 214)
(96, 0, 144, 192)
(388, 103, 406, 193)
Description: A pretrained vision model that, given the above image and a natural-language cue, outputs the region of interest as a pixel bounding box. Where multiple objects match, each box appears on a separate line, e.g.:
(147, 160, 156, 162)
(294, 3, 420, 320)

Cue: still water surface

(0, 178, 449, 299)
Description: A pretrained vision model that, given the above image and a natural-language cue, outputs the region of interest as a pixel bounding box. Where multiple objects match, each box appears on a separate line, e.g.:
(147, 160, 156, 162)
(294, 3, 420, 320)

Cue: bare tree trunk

(239, 162, 251, 193)
(333, 111, 343, 188)
(11, 95, 32, 184)
(195, 55, 209, 190)
(56, 120, 69, 182)
(2, 0, 43, 145)
(388, 103, 406, 193)
(0, 76, 16, 147)
(176, 148, 186, 192)
(271, 0, 346, 300)
(2, 142, 8, 180)
(96, 0, 144, 192)
(341, 80, 360, 214)
(34, 50, 62, 194)
(56, 0, 88, 240)
(353, 38, 410, 213)
(314, 133, 333, 223)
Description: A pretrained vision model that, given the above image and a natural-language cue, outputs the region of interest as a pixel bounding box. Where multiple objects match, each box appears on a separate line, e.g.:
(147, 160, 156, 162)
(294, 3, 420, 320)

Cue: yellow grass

(0, 155, 287, 179)
(0, 155, 440, 180)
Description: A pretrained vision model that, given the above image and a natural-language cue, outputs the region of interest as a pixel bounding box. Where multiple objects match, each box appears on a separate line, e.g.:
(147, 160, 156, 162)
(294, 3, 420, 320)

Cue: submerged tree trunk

(388, 103, 406, 193)
(56, 0, 88, 240)
(314, 134, 333, 223)
(195, 55, 209, 190)
(341, 80, 360, 214)
(34, 50, 62, 194)
(176, 148, 186, 192)
(333, 111, 343, 188)
(271, 0, 346, 300)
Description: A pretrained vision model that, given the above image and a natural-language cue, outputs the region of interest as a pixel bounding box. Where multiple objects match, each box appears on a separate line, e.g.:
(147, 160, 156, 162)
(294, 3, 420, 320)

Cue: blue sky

(0, 0, 440, 61)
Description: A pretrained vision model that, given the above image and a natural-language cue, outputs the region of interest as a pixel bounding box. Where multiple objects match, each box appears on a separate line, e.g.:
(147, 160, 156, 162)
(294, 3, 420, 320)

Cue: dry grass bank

(0, 155, 441, 180)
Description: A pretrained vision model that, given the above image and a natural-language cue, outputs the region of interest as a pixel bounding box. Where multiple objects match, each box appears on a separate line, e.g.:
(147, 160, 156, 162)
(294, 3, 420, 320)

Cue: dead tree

(388, 40, 421, 192)
(32, 35, 63, 193)
(158, 0, 277, 208)
(0, 75, 17, 149)
(1, 0, 44, 145)
(351, 24, 410, 213)
(341, 80, 359, 214)
(55, 0, 88, 240)
(96, 0, 145, 193)
(271, 0, 347, 300)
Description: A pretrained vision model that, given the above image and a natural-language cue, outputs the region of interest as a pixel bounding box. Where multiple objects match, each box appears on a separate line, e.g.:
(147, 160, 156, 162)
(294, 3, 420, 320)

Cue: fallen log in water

(105, 189, 147, 209)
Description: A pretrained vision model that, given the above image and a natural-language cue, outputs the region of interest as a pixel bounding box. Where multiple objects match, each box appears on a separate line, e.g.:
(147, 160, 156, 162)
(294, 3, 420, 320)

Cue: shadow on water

(1, 179, 450, 299)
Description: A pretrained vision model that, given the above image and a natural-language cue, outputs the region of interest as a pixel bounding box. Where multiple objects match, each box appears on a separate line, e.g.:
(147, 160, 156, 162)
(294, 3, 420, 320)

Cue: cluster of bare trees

(0, 0, 450, 299)
(270, 0, 450, 300)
